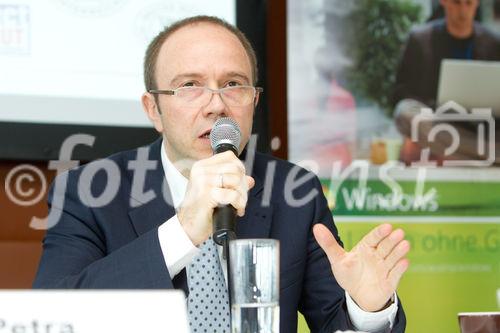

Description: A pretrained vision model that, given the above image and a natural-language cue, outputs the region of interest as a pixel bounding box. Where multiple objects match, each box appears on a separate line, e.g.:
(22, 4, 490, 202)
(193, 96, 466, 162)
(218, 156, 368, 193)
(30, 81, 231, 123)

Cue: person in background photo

(392, 0, 500, 165)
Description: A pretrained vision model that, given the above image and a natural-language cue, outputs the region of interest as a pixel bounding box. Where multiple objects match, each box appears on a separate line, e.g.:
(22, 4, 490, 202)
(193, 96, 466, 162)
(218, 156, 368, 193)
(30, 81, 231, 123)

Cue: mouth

(199, 128, 212, 139)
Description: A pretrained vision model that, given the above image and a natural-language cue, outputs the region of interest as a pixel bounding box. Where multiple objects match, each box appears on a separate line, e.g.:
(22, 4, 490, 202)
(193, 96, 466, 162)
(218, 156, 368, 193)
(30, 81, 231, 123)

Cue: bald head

(143, 16, 258, 92)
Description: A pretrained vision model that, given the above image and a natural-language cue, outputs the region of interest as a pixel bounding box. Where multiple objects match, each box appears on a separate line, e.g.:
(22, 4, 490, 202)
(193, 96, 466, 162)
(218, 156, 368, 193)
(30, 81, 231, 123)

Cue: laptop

(438, 59, 500, 117)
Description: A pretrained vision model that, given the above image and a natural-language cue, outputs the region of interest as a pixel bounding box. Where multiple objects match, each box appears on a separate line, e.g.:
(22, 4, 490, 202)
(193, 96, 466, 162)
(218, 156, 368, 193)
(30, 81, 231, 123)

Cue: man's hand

(177, 151, 255, 246)
(313, 223, 410, 312)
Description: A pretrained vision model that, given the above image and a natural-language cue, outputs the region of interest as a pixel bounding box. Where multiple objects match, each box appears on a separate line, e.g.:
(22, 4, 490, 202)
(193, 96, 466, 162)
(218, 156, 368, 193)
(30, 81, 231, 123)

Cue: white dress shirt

(156, 140, 397, 332)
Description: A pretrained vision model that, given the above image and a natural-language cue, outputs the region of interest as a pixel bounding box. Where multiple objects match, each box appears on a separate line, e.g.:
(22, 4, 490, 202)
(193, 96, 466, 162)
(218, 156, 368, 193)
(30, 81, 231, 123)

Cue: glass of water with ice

(229, 239, 280, 333)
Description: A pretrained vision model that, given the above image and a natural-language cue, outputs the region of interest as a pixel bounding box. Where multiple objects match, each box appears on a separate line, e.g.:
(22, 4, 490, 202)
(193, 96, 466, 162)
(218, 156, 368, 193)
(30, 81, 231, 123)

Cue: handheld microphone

(209, 117, 241, 246)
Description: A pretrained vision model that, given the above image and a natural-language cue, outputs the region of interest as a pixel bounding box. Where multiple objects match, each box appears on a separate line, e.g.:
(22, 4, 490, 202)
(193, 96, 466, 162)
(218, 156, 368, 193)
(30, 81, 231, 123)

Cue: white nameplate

(0, 290, 189, 333)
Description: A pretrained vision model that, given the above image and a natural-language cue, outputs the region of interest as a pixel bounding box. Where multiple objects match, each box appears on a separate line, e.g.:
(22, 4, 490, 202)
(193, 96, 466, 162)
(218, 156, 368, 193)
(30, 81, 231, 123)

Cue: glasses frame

(148, 85, 263, 107)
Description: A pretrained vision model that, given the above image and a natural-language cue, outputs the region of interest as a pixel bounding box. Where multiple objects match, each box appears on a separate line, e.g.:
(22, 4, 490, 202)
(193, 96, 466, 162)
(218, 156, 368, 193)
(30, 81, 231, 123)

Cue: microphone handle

(212, 142, 239, 246)
(213, 205, 237, 246)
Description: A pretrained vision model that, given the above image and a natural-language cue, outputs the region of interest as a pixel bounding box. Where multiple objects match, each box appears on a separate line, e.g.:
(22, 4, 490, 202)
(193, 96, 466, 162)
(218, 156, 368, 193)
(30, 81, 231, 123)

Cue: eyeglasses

(148, 85, 263, 108)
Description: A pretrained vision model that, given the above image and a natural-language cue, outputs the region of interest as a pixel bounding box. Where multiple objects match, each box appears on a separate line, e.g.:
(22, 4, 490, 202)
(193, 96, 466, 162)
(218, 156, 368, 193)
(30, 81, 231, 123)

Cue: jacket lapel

(235, 172, 273, 239)
(473, 24, 489, 59)
(128, 139, 176, 236)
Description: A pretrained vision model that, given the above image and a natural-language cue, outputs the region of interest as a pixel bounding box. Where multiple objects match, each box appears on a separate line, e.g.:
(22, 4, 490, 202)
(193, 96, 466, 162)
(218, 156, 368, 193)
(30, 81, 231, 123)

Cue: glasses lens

(222, 86, 254, 106)
(173, 86, 256, 107)
(176, 87, 207, 106)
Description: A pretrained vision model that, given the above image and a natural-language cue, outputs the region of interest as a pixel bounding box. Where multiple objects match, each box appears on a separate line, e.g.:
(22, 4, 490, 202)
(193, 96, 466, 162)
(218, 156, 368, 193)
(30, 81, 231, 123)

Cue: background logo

(411, 101, 496, 167)
(52, 0, 129, 18)
(0, 4, 30, 55)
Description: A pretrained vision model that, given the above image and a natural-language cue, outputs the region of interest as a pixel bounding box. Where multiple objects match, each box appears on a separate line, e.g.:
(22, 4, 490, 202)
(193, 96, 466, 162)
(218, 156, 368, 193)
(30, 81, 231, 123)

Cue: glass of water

(229, 239, 280, 333)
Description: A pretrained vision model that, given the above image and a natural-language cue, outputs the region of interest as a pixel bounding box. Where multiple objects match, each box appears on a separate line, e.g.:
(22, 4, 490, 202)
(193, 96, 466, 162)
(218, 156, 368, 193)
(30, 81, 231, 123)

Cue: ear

(142, 92, 164, 133)
(254, 90, 261, 107)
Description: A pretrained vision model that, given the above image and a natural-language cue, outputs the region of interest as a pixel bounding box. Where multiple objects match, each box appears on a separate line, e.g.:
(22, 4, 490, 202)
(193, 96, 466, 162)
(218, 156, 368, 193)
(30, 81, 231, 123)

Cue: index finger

(362, 223, 393, 248)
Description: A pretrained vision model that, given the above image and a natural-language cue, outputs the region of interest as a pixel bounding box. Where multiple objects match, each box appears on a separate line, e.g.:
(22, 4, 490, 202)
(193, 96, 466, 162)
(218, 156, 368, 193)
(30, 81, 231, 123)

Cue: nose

(202, 88, 228, 118)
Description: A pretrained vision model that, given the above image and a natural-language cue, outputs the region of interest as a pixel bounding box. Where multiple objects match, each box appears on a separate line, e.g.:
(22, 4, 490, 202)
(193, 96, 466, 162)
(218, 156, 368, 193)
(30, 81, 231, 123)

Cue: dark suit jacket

(393, 19, 500, 108)
(33, 138, 406, 332)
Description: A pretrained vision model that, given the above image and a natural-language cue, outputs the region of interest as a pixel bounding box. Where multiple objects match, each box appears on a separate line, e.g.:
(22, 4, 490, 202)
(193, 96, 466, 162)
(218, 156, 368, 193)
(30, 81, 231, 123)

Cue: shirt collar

(160, 139, 188, 209)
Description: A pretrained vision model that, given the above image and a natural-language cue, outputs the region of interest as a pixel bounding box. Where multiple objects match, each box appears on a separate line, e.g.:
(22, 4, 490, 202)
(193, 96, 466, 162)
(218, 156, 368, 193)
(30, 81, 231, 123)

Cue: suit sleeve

(32, 170, 173, 289)
(298, 175, 406, 332)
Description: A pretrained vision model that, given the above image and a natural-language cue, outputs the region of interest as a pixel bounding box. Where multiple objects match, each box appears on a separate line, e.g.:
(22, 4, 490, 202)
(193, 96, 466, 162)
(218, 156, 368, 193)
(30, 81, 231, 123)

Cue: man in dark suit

(393, 0, 500, 165)
(34, 16, 409, 332)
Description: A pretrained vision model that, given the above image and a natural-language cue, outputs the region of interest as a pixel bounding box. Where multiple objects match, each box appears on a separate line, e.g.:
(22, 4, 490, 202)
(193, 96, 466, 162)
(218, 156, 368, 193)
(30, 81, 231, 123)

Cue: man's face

(441, 0, 479, 29)
(143, 23, 257, 164)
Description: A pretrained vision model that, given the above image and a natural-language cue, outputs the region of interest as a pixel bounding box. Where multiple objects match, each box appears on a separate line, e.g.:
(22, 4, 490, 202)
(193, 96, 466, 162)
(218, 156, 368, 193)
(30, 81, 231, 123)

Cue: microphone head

(210, 117, 242, 154)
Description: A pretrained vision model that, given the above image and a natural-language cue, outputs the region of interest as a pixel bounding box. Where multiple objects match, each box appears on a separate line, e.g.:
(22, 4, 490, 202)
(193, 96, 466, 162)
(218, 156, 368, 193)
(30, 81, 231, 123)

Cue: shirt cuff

(158, 214, 200, 278)
(345, 291, 398, 333)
